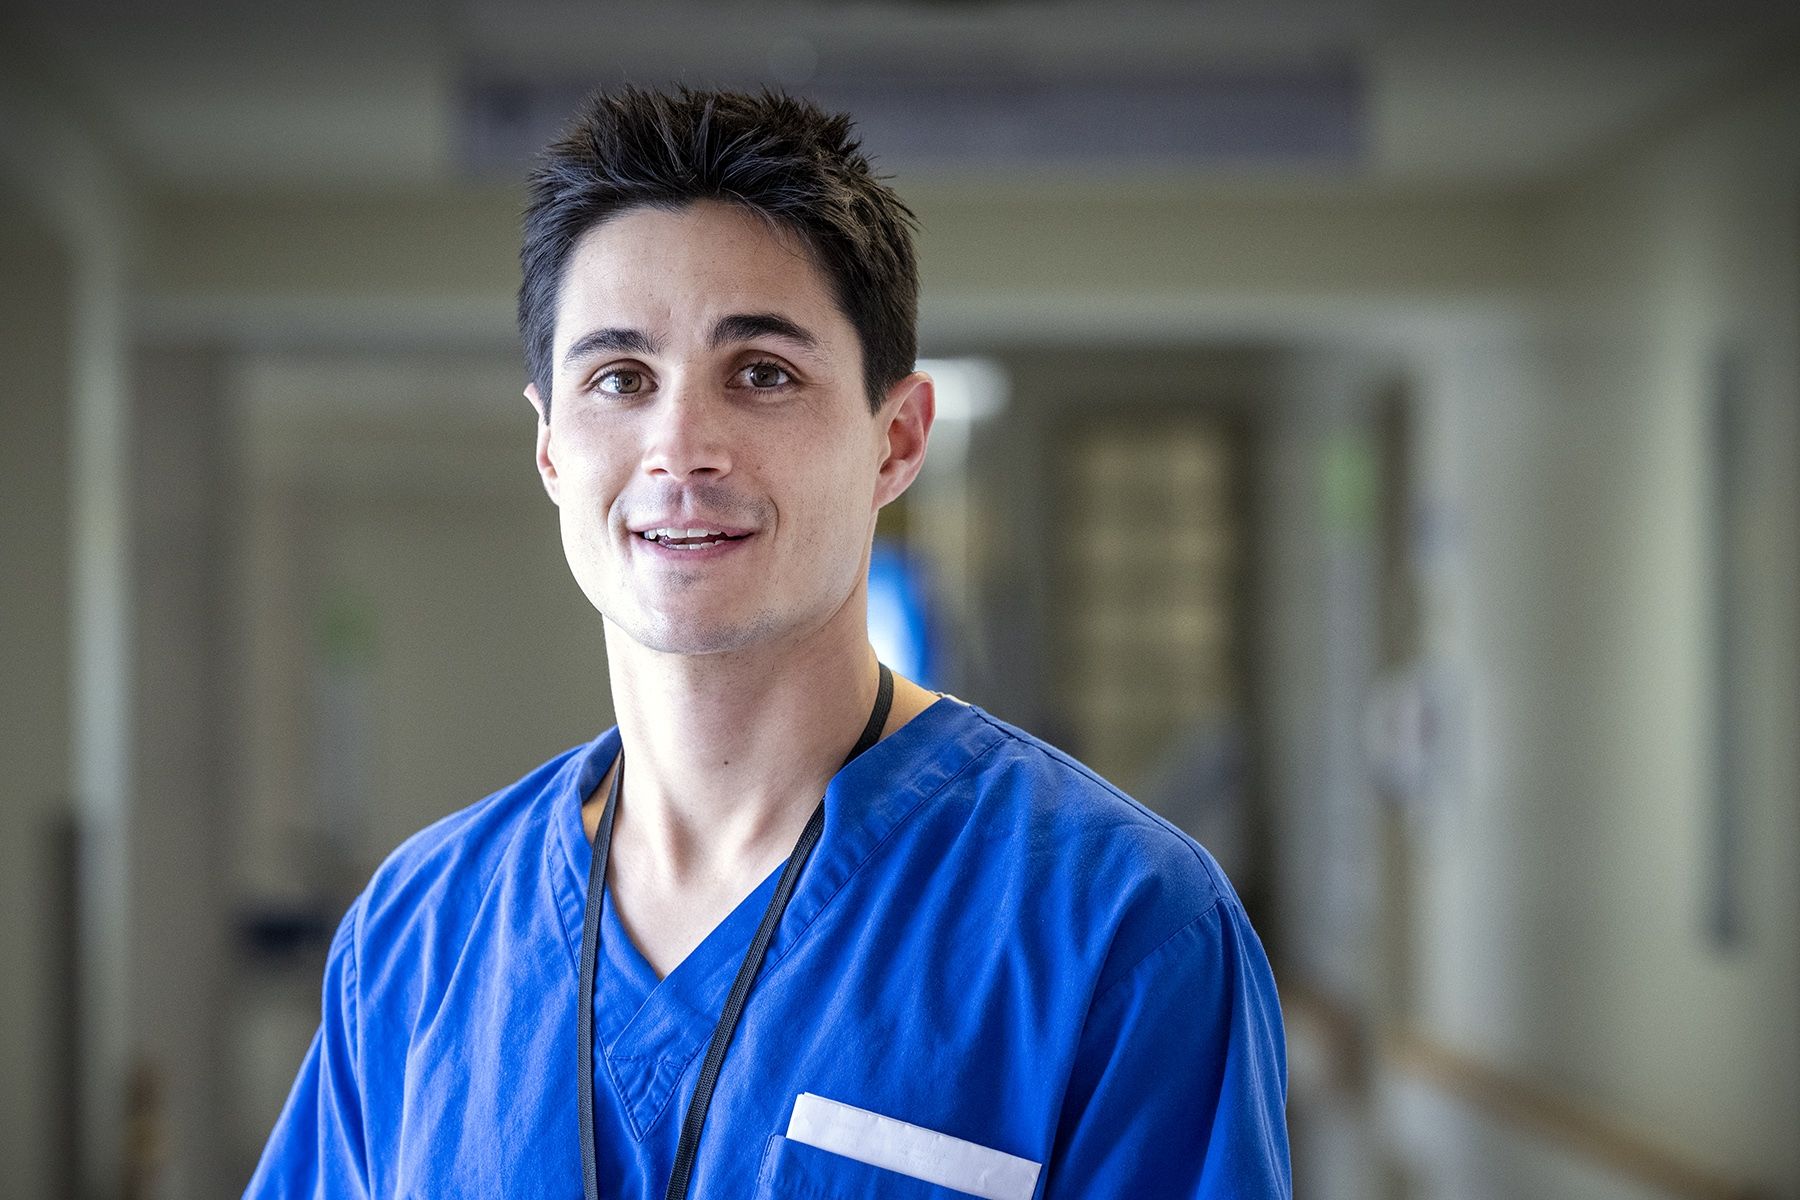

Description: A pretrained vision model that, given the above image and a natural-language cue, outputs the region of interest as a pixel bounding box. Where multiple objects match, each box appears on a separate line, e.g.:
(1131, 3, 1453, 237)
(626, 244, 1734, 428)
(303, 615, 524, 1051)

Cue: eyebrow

(560, 327, 658, 371)
(708, 312, 819, 352)
(560, 313, 822, 373)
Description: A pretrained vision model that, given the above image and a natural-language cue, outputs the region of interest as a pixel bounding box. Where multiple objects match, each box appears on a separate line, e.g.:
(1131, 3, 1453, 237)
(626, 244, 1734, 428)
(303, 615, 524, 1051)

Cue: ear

(525, 383, 560, 505)
(873, 372, 935, 509)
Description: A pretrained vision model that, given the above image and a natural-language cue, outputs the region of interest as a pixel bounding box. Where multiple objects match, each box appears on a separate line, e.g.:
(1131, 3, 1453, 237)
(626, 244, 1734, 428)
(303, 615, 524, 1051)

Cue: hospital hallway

(2, 1, 1797, 1197)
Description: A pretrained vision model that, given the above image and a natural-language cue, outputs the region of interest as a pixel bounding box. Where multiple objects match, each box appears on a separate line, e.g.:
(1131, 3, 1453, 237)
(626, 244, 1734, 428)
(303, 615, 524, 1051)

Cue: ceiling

(7, 0, 1796, 194)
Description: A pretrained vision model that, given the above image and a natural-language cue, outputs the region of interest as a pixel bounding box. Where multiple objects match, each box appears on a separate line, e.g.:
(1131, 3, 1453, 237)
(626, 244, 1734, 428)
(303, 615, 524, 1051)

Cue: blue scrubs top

(247, 698, 1290, 1198)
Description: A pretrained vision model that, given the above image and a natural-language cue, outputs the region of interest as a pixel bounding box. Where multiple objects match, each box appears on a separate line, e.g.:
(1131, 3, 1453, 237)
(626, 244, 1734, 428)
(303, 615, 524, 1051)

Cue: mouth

(633, 526, 755, 553)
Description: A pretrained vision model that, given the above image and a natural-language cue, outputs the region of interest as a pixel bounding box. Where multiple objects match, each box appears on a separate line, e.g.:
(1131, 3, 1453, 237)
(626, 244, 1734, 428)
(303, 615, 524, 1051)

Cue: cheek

(796, 460, 880, 562)
(554, 427, 628, 506)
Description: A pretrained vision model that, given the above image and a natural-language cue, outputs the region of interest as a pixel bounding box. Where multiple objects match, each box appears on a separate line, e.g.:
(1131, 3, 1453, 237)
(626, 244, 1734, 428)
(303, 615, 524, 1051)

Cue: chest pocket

(754, 1135, 989, 1199)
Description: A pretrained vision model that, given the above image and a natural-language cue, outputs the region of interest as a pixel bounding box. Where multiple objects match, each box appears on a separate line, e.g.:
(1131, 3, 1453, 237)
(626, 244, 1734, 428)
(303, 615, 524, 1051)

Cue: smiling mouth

(637, 527, 753, 550)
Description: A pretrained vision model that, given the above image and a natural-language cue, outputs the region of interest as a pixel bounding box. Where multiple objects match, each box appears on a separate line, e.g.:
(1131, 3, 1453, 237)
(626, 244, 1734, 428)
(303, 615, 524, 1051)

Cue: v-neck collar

(589, 853, 787, 1138)
(594, 851, 783, 1055)
(543, 696, 1004, 1138)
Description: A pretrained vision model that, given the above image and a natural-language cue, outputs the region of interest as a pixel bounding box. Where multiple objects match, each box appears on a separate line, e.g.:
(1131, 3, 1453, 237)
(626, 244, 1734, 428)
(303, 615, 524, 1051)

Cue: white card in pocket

(784, 1093, 1041, 1200)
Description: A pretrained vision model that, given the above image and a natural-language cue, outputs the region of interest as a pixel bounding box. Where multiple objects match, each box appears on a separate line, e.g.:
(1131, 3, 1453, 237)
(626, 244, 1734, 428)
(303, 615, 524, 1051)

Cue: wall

(0, 195, 74, 1200)
(137, 181, 1543, 352)
(1405, 65, 1800, 1196)
(87, 60, 1799, 1197)
(228, 351, 617, 1171)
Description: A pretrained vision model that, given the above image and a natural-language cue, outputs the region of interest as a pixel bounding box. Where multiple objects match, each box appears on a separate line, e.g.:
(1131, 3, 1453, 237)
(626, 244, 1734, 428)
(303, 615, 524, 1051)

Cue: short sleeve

(1044, 898, 1291, 1199)
(244, 898, 372, 1200)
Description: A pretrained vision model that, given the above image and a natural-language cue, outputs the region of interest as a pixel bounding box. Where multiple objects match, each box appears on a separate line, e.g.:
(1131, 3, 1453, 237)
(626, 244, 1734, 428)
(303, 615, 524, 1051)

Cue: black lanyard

(579, 663, 895, 1200)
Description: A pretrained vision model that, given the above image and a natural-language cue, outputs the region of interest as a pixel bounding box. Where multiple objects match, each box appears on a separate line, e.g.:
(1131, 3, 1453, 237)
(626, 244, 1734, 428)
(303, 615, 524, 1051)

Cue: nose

(642, 383, 733, 481)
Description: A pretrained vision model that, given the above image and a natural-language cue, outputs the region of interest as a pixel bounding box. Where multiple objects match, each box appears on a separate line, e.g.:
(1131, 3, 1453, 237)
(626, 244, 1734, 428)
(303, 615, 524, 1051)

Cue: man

(249, 87, 1290, 1199)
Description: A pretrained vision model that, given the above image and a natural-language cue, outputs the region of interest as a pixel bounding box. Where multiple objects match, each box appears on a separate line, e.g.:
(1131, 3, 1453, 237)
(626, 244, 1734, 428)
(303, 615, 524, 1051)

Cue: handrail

(1382, 1026, 1766, 1200)
(1280, 985, 1767, 1200)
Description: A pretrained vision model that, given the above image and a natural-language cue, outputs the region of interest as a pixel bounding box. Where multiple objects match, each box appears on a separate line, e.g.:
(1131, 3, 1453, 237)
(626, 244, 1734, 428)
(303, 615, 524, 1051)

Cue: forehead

(551, 201, 853, 361)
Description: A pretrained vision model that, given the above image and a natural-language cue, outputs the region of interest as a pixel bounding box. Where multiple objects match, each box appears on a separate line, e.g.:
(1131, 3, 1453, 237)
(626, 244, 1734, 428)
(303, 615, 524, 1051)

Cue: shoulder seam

(962, 706, 1225, 893)
(1093, 896, 1225, 1009)
(367, 739, 596, 888)
(762, 728, 1009, 976)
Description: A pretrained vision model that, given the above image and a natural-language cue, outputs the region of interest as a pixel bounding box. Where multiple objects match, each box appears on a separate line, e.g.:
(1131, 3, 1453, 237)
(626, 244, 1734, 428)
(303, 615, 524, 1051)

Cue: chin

(614, 609, 787, 658)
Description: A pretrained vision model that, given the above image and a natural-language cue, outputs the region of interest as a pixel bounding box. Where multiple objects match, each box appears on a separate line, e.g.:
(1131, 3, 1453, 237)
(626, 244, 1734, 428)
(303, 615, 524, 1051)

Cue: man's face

(529, 201, 931, 659)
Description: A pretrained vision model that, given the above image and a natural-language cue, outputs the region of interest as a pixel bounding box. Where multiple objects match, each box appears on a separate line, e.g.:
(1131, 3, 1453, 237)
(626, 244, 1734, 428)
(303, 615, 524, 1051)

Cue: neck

(598, 595, 898, 879)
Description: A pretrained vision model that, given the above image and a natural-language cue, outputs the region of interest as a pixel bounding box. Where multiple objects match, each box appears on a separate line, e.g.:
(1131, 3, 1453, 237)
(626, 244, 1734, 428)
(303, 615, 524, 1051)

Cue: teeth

(642, 527, 730, 542)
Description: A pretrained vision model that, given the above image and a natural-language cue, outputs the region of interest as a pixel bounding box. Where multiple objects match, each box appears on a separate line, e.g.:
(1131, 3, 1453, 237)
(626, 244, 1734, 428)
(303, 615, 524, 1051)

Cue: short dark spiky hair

(518, 86, 920, 419)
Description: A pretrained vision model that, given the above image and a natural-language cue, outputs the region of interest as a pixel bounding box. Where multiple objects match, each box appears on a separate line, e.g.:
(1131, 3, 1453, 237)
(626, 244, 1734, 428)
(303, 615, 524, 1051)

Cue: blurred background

(2, 0, 1797, 1196)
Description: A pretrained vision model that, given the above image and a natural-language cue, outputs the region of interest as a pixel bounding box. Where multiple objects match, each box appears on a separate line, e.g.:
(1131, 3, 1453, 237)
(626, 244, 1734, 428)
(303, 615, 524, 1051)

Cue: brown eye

(742, 362, 790, 389)
(597, 368, 645, 395)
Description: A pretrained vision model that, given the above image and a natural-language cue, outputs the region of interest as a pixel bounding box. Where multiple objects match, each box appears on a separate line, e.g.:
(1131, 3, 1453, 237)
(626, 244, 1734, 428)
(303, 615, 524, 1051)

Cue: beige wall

(1407, 65, 1800, 1194)
(6, 44, 1792, 1198)
(0, 197, 74, 1200)
(232, 354, 613, 885)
